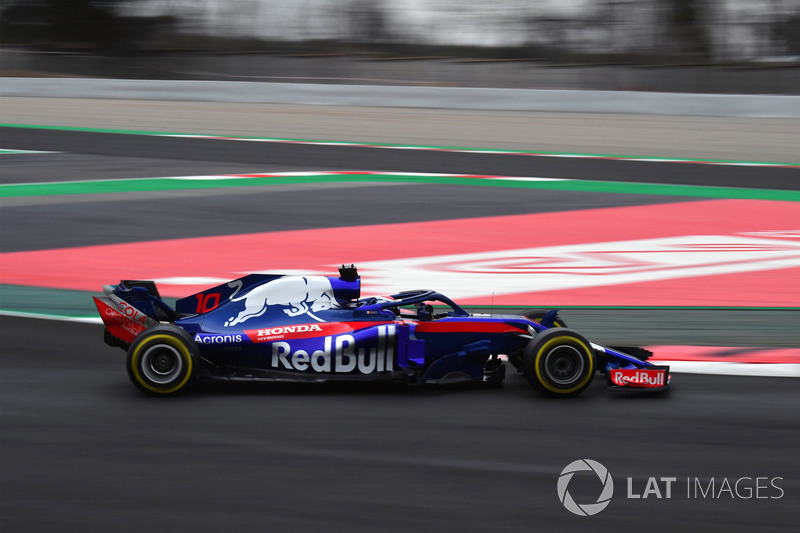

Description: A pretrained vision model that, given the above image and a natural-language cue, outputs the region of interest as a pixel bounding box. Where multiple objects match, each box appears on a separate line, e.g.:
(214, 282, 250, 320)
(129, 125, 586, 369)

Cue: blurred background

(2, 5, 799, 533)
(2, 0, 799, 93)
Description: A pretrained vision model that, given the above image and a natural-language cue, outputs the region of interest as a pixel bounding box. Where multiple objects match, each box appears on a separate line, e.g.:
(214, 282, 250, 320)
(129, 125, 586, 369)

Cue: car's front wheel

(523, 328, 595, 397)
(508, 309, 568, 371)
(126, 326, 197, 396)
(522, 309, 568, 327)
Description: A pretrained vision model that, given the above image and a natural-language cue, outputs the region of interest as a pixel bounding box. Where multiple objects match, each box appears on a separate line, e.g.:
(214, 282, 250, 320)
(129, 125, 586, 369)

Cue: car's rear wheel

(126, 326, 197, 396)
(523, 328, 595, 397)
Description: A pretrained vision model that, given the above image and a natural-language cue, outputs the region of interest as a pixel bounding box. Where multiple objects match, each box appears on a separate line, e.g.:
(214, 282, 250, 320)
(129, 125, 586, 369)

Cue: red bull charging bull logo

(223, 276, 336, 326)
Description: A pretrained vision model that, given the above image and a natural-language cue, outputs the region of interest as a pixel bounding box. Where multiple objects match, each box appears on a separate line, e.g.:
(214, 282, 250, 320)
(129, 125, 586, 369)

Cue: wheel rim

(140, 344, 184, 385)
(543, 345, 585, 385)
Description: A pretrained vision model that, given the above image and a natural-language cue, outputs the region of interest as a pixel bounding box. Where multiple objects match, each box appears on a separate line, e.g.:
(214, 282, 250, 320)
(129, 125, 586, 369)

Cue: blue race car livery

(94, 265, 670, 397)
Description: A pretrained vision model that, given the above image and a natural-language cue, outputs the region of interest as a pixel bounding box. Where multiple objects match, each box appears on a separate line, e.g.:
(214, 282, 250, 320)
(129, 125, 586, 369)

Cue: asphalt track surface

(3, 126, 799, 189)
(2, 128, 799, 532)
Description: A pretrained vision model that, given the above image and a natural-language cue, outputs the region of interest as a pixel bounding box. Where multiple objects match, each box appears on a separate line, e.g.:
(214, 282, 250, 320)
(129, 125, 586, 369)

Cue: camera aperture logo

(558, 459, 786, 517)
(557, 459, 614, 516)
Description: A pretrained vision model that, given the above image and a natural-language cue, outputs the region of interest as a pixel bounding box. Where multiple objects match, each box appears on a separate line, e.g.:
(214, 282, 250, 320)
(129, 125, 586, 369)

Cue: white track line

(659, 360, 800, 378)
(157, 134, 799, 168)
(0, 309, 101, 323)
(0, 148, 62, 154)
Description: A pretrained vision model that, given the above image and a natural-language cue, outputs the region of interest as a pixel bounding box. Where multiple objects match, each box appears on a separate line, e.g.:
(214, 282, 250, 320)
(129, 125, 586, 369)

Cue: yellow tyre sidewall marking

(534, 336, 594, 395)
(130, 334, 194, 394)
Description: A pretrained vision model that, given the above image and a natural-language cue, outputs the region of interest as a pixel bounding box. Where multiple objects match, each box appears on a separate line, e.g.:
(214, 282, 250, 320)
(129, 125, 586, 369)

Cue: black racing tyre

(523, 328, 595, 397)
(508, 309, 568, 371)
(126, 325, 198, 396)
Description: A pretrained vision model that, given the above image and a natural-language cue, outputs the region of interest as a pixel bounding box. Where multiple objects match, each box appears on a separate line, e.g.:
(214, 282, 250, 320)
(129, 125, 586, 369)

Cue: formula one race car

(93, 265, 669, 397)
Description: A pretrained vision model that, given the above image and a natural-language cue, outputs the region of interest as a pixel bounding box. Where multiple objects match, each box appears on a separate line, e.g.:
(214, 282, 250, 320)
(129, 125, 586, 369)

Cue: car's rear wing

(93, 280, 179, 345)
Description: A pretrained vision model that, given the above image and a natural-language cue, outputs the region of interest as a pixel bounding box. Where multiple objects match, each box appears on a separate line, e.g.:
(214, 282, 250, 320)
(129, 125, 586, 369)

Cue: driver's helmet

(417, 303, 434, 321)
